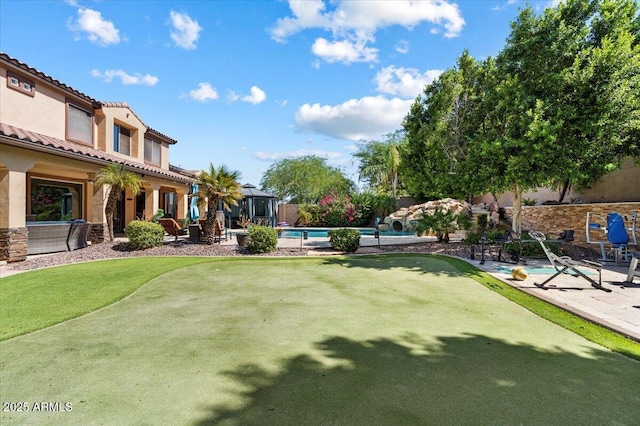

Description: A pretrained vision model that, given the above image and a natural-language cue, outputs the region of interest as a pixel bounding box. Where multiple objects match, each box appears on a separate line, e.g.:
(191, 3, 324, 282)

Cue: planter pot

(236, 232, 250, 248)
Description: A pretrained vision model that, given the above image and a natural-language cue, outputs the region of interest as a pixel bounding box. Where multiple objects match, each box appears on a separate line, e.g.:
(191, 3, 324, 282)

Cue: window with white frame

(66, 102, 93, 145)
(144, 137, 161, 165)
(114, 124, 131, 156)
(7, 71, 35, 97)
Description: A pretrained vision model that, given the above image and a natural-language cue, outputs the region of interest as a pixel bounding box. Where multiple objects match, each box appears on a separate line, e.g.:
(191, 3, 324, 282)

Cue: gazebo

(229, 184, 278, 228)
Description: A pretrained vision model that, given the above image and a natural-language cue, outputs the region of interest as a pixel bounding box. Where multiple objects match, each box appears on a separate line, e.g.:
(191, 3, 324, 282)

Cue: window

(67, 103, 93, 145)
(163, 192, 177, 219)
(7, 71, 35, 96)
(144, 137, 161, 165)
(30, 178, 83, 221)
(114, 124, 131, 156)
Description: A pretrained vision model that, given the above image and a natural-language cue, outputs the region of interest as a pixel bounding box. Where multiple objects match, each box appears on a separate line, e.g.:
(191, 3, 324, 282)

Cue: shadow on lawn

(321, 254, 487, 280)
(195, 334, 639, 425)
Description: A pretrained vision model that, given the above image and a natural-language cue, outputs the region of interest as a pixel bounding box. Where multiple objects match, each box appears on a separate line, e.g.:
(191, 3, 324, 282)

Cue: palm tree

(353, 131, 403, 200)
(195, 164, 243, 245)
(95, 163, 143, 241)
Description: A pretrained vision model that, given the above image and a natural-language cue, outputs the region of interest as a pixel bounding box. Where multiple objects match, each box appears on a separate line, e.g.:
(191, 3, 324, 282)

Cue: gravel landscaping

(1, 237, 600, 275)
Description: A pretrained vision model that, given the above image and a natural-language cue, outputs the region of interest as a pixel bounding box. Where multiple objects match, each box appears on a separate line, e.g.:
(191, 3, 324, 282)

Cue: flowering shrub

(301, 191, 364, 227)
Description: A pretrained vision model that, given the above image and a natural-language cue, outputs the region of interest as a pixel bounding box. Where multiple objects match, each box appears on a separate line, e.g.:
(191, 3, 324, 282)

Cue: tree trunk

(511, 184, 523, 237)
(204, 198, 217, 245)
(104, 187, 120, 242)
(557, 180, 570, 203)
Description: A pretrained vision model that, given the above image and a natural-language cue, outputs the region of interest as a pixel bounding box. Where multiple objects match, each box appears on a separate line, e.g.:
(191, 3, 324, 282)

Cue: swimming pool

(279, 228, 415, 238)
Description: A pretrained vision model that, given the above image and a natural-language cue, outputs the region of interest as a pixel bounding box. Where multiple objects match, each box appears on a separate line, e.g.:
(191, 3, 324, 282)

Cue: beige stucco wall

(474, 158, 639, 207)
(0, 64, 94, 145)
(99, 106, 146, 163)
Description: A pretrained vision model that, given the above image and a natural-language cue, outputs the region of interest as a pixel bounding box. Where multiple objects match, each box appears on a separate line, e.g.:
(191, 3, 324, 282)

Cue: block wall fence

(506, 202, 640, 247)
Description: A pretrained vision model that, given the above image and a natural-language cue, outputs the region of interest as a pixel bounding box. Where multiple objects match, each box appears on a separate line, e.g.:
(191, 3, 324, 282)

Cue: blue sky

(0, 0, 557, 187)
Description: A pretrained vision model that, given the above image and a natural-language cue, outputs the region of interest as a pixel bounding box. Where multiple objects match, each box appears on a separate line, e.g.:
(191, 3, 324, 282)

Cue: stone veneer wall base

(0, 227, 28, 262)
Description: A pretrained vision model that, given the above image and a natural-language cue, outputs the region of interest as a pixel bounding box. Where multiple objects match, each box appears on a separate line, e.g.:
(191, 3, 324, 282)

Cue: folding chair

(530, 231, 610, 292)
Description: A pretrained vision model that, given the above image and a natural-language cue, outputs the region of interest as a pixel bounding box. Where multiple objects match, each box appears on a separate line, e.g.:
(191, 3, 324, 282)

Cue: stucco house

(0, 53, 192, 262)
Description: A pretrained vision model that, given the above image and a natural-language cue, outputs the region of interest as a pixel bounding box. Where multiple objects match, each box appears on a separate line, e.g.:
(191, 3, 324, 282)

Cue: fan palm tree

(353, 131, 403, 201)
(95, 163, 143, 241)
(195, 164, 243, 245)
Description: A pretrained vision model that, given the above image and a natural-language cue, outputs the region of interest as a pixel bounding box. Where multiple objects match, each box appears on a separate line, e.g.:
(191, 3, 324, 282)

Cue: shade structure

(229, 184, 278, 227)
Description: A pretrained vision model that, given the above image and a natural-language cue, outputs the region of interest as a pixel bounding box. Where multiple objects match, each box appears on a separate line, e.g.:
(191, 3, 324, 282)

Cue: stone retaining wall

(505, 202, 640, 247)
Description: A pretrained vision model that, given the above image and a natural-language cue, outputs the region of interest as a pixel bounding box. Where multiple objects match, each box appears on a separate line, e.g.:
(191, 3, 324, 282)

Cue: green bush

(328, 228, 360, 252)
(125, 220, 165, 250)
(247, 225, 278, 254)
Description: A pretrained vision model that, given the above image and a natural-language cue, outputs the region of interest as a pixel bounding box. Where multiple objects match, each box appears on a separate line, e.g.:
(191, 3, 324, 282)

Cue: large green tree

(95, 163, 143, 241)
(402, 50, 486, 201)
(353, 130, 405, 199)
(403, 0, 640, 234)
(484, 0, 640, 233)
(195, 164, 243, 245)
(260, 155, 354, 203)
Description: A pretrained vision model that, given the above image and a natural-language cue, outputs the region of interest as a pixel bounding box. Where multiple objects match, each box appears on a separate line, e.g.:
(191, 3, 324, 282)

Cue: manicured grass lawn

(1, 255, 639, 425)
(0, 257, 214, 341)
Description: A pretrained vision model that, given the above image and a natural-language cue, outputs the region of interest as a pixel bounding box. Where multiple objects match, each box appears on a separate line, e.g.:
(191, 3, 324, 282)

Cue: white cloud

(169, 10, 202, 50)
(68, 8, 122, 46)
(311, 37, 378, 64)
(395, 40, 409, 54)
(242, 86, 267, 105)
(270, 0, 465, 42)
(295, 96, 413, 141)
(374, 66, 442, 98)
(91, 69, 158, 86)
(253, 149, 343, 162)
(188, 83, 218, 102)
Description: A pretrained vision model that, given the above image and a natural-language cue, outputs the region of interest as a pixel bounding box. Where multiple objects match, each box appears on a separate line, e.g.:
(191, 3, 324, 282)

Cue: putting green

(1, 256, 638, 425)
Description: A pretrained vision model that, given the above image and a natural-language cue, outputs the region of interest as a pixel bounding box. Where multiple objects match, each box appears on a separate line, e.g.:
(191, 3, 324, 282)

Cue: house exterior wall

(0, 54, 191, 261)
(0, 63, 94, 145)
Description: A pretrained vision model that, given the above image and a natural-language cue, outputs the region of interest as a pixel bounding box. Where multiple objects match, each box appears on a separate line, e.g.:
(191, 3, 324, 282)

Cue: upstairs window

(114, 124, 131, 156)
(67, 102, 93, 145)
(7, 72, 35, 97)
(144, 137, 161, 165)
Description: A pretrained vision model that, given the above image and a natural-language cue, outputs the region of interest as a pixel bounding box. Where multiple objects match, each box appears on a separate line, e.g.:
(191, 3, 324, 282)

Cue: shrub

(125, 220, 165, 250)
(413, 206, 471, 243)
(300, 191, 364, 227)
(247, 225, 278, 254)
(328, 228, 360, 252)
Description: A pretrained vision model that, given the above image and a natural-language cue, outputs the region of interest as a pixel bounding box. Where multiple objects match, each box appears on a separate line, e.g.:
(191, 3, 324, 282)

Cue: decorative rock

(383, 199, 471, 232)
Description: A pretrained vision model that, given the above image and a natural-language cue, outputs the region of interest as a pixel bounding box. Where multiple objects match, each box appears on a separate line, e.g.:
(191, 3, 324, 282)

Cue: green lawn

(1, 255, 639, 425)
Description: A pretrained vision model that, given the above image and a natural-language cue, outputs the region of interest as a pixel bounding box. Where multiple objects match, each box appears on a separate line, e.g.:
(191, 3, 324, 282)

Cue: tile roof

(2, 53, 179, 145)
(1, 52, 98, 105)
(98, 102, 178, 144)
(0, 122, 192, 183)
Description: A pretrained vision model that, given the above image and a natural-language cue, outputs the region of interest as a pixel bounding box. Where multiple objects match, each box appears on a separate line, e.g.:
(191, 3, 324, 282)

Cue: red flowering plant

(309, 190, 362, 227)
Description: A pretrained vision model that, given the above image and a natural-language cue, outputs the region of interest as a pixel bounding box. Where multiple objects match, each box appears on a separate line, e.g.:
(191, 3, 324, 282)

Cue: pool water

(279, 228, 415, 238)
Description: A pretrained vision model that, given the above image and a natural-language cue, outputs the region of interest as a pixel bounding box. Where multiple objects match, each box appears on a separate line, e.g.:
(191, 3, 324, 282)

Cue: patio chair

(157, 218, 184, 242)
(530, 231, 610, 292)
